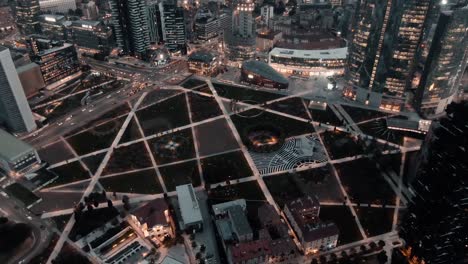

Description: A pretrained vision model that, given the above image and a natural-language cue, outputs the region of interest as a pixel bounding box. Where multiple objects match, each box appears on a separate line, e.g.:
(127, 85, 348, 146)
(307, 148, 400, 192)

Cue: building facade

(71, 20, 114, 53)
(161, 1, 187, 54)
(226, 0, 256, 61)
(16, 0, 41, 35)
(39, 0, 77, 14)
(261, 5, 274, 24)
(39, 14, 67, 40)
(0, 129, 41, 176)
(188, 51, 219, 76)
(176, 184, 203, 232)
(194, 9, 220, 42)
(0, 47, 36, 133)
(17, 63, 45, 99)
(413, 5, 468, 118)
(343, 0, 433, 112)
(146, 1, 163, 44)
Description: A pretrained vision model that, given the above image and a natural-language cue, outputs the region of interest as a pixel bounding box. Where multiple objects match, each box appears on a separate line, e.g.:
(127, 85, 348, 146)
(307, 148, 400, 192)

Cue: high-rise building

(161, 0, 187, 54)
(39, 0, 77, 14)
(0, 46, 36, 133)
(83, 1, 99, 20)
(109, 0, 151, 57)
(226, 0, 256, 61)
(343, 0, 433, 112)
(398, 102, 468, 264)
(260, 5, 274, 24)
(413, 5, 468, 118)
(194, 8, 219, 42)
(70, 20, 114, 52)
(16, 0, 41, 35)
(39, 14, 67, 40)
(146, 1, 163, 44)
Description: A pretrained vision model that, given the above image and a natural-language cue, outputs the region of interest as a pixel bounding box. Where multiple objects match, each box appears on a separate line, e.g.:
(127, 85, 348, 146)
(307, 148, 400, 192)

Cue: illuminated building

(241, 60, 289, 89)
(0, 46, 36, 133)
(188, 51, 219, 76)
(39, 14, 67, 40)
(269, 47, 347, 77)
(413, 5, 468, 118)
(30, 43, 81, 90)
(260, 5, 274, 24)
(194, 9, 220, 42)
(16, 0, 40, 35)
(161, 0, 187, 54)
(39, 0, 76, 14)
(82, 1, 99, 20)
(398, 102, 468, 264)
(344, 0, 433, 112)
(146, 1, 163, 44)
(70, 20, 113, 53)
(226, 0, 256, 61)
(109, 0, 151, 57)
(0, 129, 41, 176)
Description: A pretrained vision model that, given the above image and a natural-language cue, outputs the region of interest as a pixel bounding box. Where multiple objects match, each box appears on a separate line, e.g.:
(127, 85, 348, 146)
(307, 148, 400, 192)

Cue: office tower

(39, 14, 67, 40)
(147, 1, 163, 44)
(0, 47, 36, 133)
(109, 0, 151, 57)
(194, 8, 219, 42)
(226, 0, 256, 61)
(161, 0, 187, 54)
(398, 102, 468, 264)
(16, 0, 40, 35)
(39, 0, 77, 14)
(83, 1, 99, 20)
(343, 0, 433, 112)
(260, 5, 274, 24)
(30, 43, 81, 90)
(70, 20, 114, 52)
(413, 5, 468, 118)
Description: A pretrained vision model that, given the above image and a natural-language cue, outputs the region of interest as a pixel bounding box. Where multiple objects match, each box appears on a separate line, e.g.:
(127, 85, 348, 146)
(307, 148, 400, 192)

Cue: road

(0, 190, 52, 264)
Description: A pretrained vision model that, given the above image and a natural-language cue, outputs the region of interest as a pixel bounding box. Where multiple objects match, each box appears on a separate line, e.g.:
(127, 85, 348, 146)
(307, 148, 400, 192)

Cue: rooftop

(176, 184, 203, 225)
(131, 198, 169, 228)
(72, 20, 102, 27)
(212, 199, 247, 216)
(228, 205, 252, 237)
(188, 51, 216, 63)
(270, 47, 348, 60)
(16, 62, 39, 73)
(37, 43, 74, 56)
(0, 129, 35, 161)
(301, 222, 339, 242)
(242, 60, 289, 85)
(230, 240, 271, 262)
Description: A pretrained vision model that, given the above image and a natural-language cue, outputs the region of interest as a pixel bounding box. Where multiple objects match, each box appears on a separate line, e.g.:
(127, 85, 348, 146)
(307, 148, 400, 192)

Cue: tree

(200, 244, 206, 252)
(311, 259, 318, 264)
(369, 241, 377, 250)
(378, 240, 386, 248)
(0, 217, 8, 225)
(360, 244, 367, 252)
(68, 9, 74, 16)
(107, 199, 114, 208)
(195, 252, 201, 260)
(87, 204, 94, 211)
(377, 251, 388, 264)
(93, 199, 99, 208)
(192, 241, 197, 248)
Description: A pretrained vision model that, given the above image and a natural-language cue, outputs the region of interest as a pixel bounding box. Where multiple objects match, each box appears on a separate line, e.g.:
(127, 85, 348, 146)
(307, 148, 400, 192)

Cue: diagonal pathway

(46, 92, 148, 264)
(184, 92, 205, 186)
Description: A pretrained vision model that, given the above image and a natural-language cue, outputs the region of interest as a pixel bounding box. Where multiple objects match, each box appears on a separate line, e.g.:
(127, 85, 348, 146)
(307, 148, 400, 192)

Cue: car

(106, 95, 111, 98)
(58, 122, 64, 126)
(27, 216, 32, 220)
(70, 123, 75, 126)
(81, 108, 87, 112)
(89, 109, 94, 112)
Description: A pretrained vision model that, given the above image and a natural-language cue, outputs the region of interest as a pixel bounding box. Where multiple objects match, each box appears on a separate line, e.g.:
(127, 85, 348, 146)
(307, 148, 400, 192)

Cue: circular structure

(154, 135, 190, 159)
(234, 100, 264, 118)
(243, 124, 285, 153)
(89, 119, 121, 136)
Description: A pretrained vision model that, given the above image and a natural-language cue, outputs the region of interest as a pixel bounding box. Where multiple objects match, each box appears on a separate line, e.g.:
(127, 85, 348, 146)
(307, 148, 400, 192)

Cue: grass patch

(103, 142, 152, 175)
(52, 214, 71, 232)
(38, 141, 75, 165)
(354, 206, 394, 237)
(309, 106, 343, 126)
(188, 92, 222, 122)
(209, 181, 266, 201)
(335, 158, 396, 205)
(5, 183, 41, 207)
(49, 162, 90, 187)
(159, 160, 201, 191)
(181, 78, 207, 88)
(264, 174, 304, 208)
(319, 205, 363, 245)
(212, 82, 283, 103)
(119, 117, 142, 144)
(139, 89, 181, 109)
(148, 129, 195, 165)
(340, 105, 390, 123)
(100, 169, 163, 194)
(69, 207, 119, 241)
(231, 110, 314, 139)
(320, 130, 365, 160)
(136, 94, 190, 136)
(201, 151, 253, 184)
(81, 153, 106, 175)
(266, 97, 309, 119)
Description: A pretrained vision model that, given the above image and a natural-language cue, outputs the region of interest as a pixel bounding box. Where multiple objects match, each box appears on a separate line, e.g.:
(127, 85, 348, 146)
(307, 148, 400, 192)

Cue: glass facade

(16, 0, 40, 35)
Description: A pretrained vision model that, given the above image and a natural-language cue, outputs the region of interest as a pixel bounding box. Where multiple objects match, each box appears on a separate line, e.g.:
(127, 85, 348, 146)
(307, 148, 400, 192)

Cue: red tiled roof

(131, 198, 169, 228)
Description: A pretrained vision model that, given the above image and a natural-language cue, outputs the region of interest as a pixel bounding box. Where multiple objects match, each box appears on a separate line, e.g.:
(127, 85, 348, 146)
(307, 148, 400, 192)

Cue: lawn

(81, 152, 106, 175)
(319, 205, 363, 245)
(49, 162, 90, 187)
(38, 141, 75, 165)
(194, 118, 239, 156)
(340, 104, 390, 123)
(118, 116, 143, 144)
(264, 174, 304, 208)
(52, 214, 72, 232)
(181, 78, 207, 89)
(354, 206, 394, 237)
(309, 106, 343, 127)
(212, 82, 284, 103)
(231, 110, 315, 139)
(200, 151, 253, 184)
(148, 128, 195, 165)
(55, 242, 92, 264)
(335, 158, 396, 205)
(5, 183, 41, 207)
(138, 89, 181, 109)
(209, 180, 266, 201)
(320, 130, 365, 160)
(188, 92, 222, 122)
(30, 168, 59, 188)
(292, 166, 344, 203)
(69, 207, 119, 241)
(266, 97, 309, 119)
(136, 94, 190, 136)
(103, 142, 152, 175)
(100, 169, 163, 194)
(159, 160, 201, 191)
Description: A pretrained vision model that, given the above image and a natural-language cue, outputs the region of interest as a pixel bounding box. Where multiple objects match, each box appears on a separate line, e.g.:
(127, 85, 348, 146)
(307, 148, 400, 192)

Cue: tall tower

(413, 5, 468, 118)
(109, 0, 150, 57)
(0, 47, 36, 133)
(16, 0, 41, 35)
(161, 0, 187, 54)
(226, 0, 256, 61)
(146, 1, 162, 44)
(398, 102, 468, 264)
(344, 0, 433, 112)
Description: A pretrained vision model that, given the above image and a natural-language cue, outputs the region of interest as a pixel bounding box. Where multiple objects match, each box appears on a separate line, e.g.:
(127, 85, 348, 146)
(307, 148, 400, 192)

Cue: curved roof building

(241, 60, 289, 89)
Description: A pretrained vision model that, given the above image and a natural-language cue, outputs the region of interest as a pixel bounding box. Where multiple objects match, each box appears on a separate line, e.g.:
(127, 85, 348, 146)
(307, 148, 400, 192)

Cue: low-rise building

(39, 14, 67, 40)
(241, 60, 289, 89)
(212, 199, 247, 216)
(227, 239, 271, 264)
(129, 198, 173, 238)
(176, 184, 203, 232)
(0, 129, 41, 176)
(256, 30, 282, 52)
(188, 50, 219, 76)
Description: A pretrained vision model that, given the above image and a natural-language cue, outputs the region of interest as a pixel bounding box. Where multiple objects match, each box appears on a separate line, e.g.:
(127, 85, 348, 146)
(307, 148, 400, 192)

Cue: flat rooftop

(0, 129, 35, 161)
(176, 184, 203, 225)
(270, 47, 348, 60)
